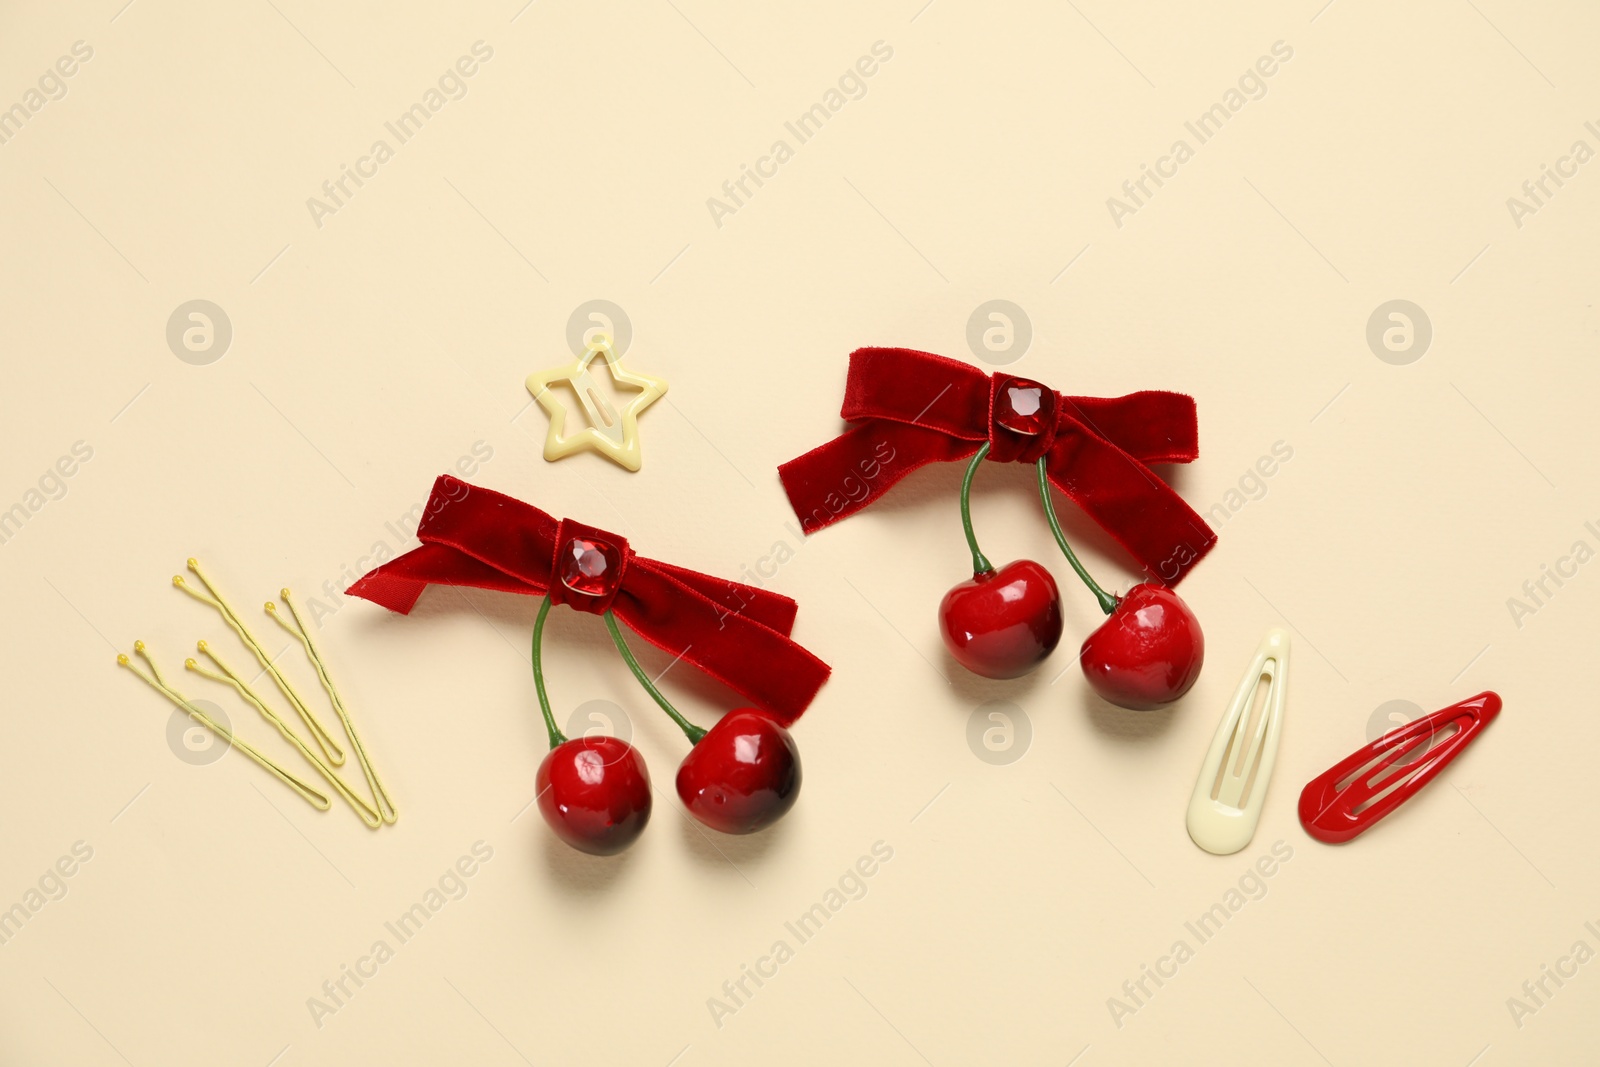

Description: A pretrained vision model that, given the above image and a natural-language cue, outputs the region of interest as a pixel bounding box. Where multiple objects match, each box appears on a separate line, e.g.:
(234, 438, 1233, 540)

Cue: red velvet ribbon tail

(840, 347, 993, 427)
(613, 569, 831, 724)
(345, 543, 547, 613)
(1060, 391, 1201, 465)
(646, 560, 800, 635)
(1045, 435, 1216, 587)
(779, 421, 979, 533)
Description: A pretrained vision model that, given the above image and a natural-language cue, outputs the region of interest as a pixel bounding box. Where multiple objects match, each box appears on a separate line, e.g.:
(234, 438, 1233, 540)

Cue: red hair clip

(1298, 691, 1501, 844)
(778, 346, 1211, 707)
(778, 347, 1216, 583)
(348, 475, 830, 856)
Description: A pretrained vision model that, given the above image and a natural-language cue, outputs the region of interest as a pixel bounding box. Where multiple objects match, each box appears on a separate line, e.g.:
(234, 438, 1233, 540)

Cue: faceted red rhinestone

(558, 537, 621, 597)
(994, 378, 1050, 436)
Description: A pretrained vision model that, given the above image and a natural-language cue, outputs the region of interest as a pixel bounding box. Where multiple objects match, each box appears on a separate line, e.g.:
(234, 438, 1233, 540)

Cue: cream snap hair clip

(525, 333, 667, 472)
(1186, 628, 1288, 855)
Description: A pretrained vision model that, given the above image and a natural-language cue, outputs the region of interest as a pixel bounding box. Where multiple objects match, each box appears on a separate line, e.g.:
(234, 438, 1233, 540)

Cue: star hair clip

(525, 333, 668, 472)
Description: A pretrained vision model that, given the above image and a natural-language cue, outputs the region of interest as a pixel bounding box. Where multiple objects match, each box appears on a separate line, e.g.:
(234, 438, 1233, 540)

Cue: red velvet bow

(778, 347, 1216, 585)
(346, 475, 831, 724)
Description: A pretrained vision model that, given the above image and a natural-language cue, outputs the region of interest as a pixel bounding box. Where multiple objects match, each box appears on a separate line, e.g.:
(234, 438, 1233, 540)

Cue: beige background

(1, 0, 1596, 1064)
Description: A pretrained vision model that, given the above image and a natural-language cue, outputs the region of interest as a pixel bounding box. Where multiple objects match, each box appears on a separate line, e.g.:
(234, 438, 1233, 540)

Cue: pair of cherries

(538, 711, 799, 856)
(936, 391, 1204, 707)
(528, 575, 800, 857)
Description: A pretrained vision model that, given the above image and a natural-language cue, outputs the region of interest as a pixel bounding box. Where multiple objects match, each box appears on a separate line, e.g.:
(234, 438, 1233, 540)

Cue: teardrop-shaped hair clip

(1298, 691, 1501, 844)
(1186, 629, 1288, 855)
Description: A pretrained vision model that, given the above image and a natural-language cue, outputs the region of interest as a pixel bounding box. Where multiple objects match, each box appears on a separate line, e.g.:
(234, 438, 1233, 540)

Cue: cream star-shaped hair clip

(525, 335, 668, 472)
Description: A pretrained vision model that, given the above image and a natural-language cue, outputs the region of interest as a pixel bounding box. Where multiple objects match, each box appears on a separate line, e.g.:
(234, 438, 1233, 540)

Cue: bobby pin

(187, 641, 381, 829)
(268, 589, 397, 824)
(118, 641, 330, 812)
(174, 558, 345, 766)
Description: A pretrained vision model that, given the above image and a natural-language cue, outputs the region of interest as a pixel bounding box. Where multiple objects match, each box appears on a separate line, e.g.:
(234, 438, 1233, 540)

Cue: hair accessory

(525, 334, 668, 471)
(777, 347, 1216, 585)
(347, 474, 828, 855)
(1298, 691, 1502, 844)
(1187, 629, 1288, 855)
(118, 560, 397, 830)
(185, 641, 381, 828)
(174, 559, 345, 765)
(266, 590, 396, 824)
(778, 347, 1211, 704)
(346, 475, 831, 723)
(118, 641, 331, 812)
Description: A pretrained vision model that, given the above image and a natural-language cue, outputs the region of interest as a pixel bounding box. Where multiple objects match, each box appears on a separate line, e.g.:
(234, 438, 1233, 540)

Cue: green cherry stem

(960, 441, 995, 575)
(531, 594, 567, 750)
(1035, 457, 1119, 616)
(603, 611, 707, 745)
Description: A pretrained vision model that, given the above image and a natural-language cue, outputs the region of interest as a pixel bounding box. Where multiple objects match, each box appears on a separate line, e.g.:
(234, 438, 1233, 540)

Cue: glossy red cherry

(676, 709, 800, 834)
(939, 560, 1064, 679)
(536, 736, 652, 855)
(1079, 582, 1204, 710)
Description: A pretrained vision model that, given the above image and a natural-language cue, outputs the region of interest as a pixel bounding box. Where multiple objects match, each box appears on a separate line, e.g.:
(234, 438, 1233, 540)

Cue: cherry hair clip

(346, 475, 831, 856)
(779, 347, 1213, 707)
(1298, 691, 1502, 844)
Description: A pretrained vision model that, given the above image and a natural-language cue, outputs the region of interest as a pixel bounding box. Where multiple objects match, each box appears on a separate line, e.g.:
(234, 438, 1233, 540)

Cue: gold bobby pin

(119, 642, 331, 812)
(174, 558, 345, 766)
(268, 589, 398, 824)
(187, 641, 381, 830)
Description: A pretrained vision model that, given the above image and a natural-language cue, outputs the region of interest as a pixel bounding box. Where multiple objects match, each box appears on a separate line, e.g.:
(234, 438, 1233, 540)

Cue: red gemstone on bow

(994, 378, 1050, 436)
(559, 537, 621, 597)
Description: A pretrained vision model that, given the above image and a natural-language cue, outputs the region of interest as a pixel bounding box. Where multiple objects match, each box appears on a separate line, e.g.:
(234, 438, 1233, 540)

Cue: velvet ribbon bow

(777, 347, 1216, 586)
(347, 475, 831, 724)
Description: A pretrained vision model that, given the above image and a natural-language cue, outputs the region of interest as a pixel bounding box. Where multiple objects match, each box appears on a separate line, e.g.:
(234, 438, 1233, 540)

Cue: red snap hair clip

(1298, 691, 1501, 844)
